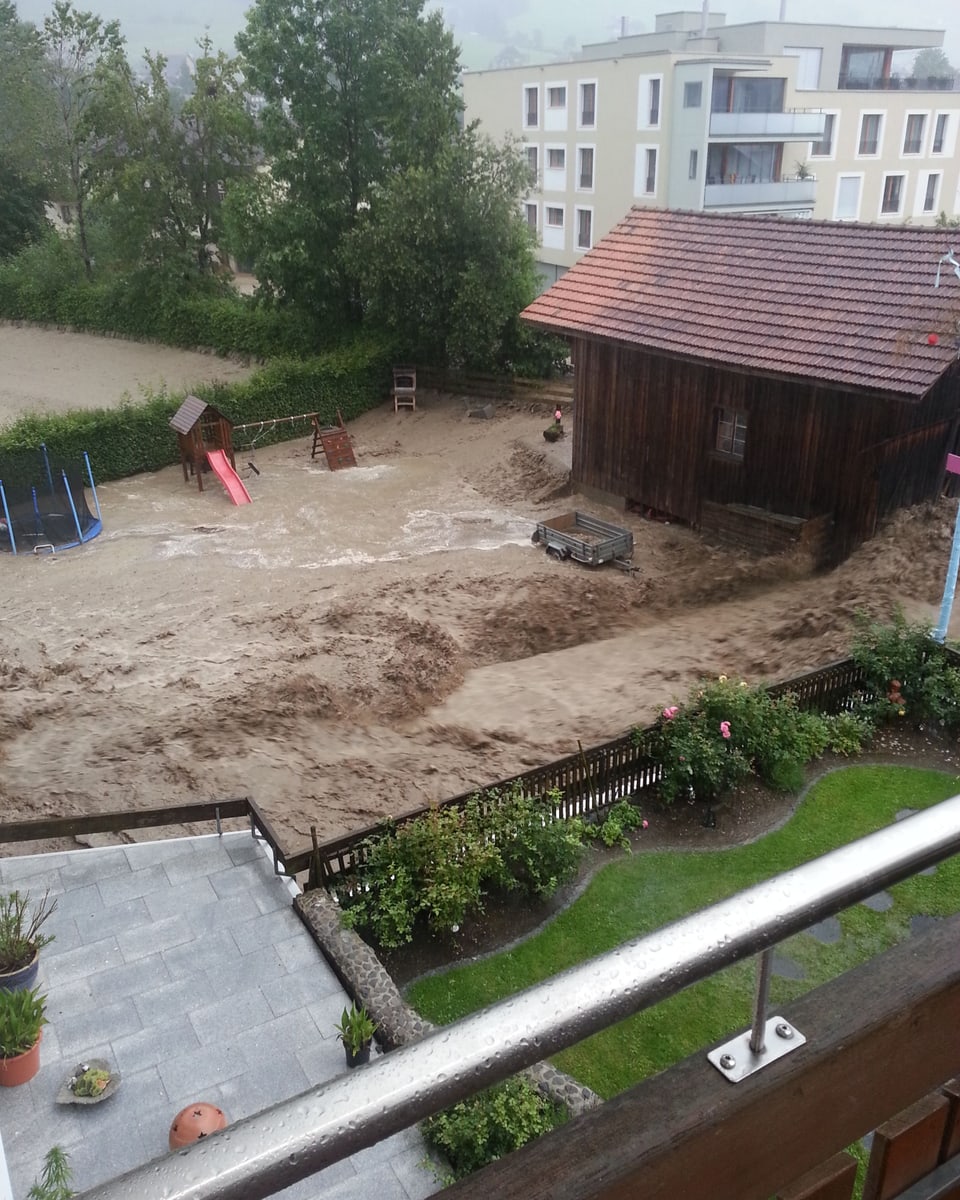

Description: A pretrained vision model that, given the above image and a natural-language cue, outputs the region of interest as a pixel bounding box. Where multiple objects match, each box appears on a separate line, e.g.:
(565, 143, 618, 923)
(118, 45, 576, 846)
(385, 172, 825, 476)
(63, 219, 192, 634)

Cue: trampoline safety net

(0, 447, 102, 554)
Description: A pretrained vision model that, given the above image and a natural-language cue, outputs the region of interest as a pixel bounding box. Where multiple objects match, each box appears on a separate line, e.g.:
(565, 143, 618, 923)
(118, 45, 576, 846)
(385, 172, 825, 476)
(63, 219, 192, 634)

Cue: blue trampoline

(0, 445, 102, 555)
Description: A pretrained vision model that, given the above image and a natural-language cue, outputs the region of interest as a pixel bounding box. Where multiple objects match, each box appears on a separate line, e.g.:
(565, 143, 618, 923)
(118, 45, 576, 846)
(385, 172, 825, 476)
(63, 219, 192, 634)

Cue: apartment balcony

(703, 175, 817, 211)
(838, 73, 958, 90)
(708, 110, 827, 140)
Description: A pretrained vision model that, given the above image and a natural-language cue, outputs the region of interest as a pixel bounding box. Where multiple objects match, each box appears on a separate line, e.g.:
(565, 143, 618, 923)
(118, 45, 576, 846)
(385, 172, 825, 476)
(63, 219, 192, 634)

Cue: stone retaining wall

(295, 889, 601, 1118)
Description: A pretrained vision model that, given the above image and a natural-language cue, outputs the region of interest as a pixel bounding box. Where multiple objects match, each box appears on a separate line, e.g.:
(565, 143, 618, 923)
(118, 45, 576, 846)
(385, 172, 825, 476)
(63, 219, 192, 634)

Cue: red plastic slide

(206, 450, 252, 505)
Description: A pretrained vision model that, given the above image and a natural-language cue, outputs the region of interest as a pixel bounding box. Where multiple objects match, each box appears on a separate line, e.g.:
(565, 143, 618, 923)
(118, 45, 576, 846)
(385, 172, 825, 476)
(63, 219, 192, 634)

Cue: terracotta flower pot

(0, 951, 39, 994)
(0, 1029, 41, 1087)
(169, 1103, 228, 1150)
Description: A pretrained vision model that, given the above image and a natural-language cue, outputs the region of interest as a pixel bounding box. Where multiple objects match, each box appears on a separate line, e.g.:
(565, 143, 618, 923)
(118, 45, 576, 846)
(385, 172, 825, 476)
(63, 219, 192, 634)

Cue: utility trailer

(531, 511, 634, 568)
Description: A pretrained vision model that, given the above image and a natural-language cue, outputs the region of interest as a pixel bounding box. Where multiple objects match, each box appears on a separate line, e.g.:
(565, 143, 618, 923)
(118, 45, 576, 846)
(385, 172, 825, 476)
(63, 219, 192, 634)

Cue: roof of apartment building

(520, 209, 960, 398)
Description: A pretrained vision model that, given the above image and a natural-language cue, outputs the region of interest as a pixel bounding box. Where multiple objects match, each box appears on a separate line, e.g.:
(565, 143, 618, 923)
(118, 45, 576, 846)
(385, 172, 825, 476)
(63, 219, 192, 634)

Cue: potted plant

(28, 1146, 73, 1199)
(0, 889, 57, 991)
(335, 1002, 377, 1068)
(0, 985, 48, 1086)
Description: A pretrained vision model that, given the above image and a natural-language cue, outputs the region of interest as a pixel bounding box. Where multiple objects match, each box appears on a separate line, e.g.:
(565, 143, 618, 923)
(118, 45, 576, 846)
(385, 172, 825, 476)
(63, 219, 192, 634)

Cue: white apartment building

(463, 10, 960, 281)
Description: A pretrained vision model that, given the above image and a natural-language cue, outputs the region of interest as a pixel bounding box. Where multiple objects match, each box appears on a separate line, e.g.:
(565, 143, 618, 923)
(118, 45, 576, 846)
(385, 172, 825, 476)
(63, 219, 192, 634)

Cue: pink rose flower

(720, 721, 731, 739)
(663, 705, 679, 720)
(642, 819, 649, 829)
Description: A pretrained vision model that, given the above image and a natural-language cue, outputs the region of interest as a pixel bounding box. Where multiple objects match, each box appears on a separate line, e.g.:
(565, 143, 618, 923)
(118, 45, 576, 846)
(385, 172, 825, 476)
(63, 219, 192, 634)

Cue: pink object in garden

(720, 721, 731, 739)
(946, 453, 960, 475)
(663, 706, 679, 720)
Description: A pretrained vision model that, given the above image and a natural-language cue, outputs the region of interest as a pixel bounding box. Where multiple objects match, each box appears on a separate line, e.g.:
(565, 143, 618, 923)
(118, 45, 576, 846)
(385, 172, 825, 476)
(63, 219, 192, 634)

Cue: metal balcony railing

(75, 792, 960, 1200)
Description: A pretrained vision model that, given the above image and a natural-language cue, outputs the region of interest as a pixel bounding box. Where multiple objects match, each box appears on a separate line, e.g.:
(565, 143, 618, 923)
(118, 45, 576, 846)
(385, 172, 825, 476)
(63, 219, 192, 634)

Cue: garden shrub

(851, 608, 960, 730)
(421, 1077, 565, 1180)
(485, 788, 587, 898)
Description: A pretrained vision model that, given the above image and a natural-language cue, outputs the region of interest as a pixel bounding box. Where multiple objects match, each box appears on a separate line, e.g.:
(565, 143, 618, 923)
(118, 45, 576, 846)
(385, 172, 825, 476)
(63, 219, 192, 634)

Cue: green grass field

(407, 766, 960, 1098)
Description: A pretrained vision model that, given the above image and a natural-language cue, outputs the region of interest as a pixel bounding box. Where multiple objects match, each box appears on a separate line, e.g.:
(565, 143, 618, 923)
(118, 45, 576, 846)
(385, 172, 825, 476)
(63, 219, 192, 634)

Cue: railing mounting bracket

(708, 1016, 806, 1082)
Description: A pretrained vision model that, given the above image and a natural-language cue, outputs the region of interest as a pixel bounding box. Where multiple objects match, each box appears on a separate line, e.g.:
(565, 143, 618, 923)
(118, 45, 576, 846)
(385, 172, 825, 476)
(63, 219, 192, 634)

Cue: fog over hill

(11, 0, 960, 75)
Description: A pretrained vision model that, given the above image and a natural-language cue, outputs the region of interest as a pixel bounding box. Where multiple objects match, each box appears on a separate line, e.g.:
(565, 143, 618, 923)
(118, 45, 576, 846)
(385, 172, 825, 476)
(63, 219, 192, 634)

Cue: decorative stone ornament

(57, 1058, 121, 1105)
(169, 1102, 228, 1150)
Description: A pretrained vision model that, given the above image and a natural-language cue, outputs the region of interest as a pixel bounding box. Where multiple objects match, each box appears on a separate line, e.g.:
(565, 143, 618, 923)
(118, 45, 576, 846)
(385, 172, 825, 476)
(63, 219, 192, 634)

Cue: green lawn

(407, 766, 960, 1098)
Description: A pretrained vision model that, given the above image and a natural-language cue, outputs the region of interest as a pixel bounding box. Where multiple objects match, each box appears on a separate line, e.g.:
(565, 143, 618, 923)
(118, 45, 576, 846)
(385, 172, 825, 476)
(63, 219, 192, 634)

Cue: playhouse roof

(169, 395, 228, 434)
(521, 209, 960, 399)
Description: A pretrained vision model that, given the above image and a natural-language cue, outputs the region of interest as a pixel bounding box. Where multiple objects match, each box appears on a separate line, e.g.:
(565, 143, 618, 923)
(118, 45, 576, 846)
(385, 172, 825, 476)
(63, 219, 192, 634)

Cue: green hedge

(0, 341, 393, 482)
(0, 237, 325, 360)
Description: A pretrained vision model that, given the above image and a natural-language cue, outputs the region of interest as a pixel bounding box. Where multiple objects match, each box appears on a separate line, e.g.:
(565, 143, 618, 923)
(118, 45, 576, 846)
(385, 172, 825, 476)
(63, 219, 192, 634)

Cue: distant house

(520, 208, 960, 561)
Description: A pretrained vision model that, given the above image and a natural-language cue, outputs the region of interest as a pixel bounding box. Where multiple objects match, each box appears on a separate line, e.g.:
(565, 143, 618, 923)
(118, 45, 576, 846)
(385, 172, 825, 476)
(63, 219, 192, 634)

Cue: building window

(810, 113, 835, 157)
(881, 174, 904, 215)
(579, 82, 596, 127)
(933, 113, 949, 153)
(547, 86, 566, 108)
(858, 113, 881, 156)
(524, 203, 538, 231)
(576, 207, 592, 250)
(923, 173, 940, 213)
(688, 149, 698, 179)
(835, 175, 862, 221)
(714, 408, 747, 460)
(648, 78, 661, 126)
(547, 147, 565, 169)
(524, 86, 538, 128)
(577, 146, 594, 190)
(683, 81, 703, 108)
(644, 148, 657, 194)
(546, 206, 564, 227)
(903, 113, 926, 155)
(525, 145, 538, 179)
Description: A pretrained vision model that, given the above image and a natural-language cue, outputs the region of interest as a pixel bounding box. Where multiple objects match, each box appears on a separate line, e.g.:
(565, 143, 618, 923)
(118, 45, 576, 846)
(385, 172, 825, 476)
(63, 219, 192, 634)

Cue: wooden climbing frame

(311, 410, 357, 471)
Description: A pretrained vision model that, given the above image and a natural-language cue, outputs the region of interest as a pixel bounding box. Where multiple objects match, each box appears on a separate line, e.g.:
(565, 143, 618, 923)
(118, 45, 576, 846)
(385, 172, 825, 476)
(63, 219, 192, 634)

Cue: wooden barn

(521, 210, 960, 562)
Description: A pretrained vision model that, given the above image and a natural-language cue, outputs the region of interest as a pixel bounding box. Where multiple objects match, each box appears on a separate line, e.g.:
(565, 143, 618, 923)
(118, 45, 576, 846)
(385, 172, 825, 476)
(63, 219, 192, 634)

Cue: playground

(0, 325, 959, 852)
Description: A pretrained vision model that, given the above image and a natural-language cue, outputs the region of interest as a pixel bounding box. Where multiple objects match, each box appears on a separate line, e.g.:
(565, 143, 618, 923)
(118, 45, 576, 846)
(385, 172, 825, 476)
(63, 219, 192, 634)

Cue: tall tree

(236, 0, 462, 321)
(39, 0, 126, 277)
(0, 1, 60, 255)
(343, 128, 540, 369)
(89, 42, 256, 282)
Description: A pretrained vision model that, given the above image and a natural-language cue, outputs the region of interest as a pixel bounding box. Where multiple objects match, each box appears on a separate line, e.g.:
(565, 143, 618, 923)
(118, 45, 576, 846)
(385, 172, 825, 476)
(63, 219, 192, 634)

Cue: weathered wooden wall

(572, 338, 960, 556)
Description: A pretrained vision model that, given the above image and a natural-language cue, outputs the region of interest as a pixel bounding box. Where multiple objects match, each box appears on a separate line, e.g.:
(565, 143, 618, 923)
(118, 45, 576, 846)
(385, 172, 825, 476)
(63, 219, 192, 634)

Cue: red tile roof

(521, 209, 960, 399)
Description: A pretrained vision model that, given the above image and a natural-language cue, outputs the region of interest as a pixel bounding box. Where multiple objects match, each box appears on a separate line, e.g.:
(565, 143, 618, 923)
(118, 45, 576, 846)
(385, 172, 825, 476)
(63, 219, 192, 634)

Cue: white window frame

(542, 203, 566, 251)
(577, 79, 597, 130)
(542, 142, 568, 192)
(901, 110, 929, 157)
(574, 205, 594, 253)
(879, 171, 907, 218)
(523, 201, 539, 233)
(544, 81, 568, 132)
(714, 407, 747, 460)
(546, 146, 566, 170)
(525, 143, 539, 188)
(856, 110, 884, 158)
(637, 74, 663, 130)
(834, 173, 863, 222)
(576, 144, 595, 192)
(931, 111, 955, 157)
(688, 149, 699, 180)
(916, 171, 941, 217)
(683, 80, 703, 109)
(634, 143, 658, 197)
(522, 84, 540, 131)
(809, 110, 839, 160)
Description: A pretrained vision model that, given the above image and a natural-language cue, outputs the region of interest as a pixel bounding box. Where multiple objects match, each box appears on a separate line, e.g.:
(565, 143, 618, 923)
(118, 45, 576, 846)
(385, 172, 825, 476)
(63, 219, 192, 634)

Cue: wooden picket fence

(306, 652, 935, 889)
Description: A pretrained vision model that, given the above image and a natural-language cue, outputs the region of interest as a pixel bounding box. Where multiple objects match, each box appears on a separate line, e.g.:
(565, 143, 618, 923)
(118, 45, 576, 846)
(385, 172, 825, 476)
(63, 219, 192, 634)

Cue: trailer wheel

(531, 529, 541, 545)
(546, 545, 566, 561)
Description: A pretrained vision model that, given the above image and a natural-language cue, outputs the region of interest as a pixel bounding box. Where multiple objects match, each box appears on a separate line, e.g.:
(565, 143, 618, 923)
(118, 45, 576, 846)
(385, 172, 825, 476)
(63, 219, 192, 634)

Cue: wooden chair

(393, 366, 417, 412)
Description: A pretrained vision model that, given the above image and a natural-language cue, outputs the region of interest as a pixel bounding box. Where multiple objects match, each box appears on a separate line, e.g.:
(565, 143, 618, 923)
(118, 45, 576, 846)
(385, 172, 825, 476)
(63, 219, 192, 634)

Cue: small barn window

(714, 407, 747, 459)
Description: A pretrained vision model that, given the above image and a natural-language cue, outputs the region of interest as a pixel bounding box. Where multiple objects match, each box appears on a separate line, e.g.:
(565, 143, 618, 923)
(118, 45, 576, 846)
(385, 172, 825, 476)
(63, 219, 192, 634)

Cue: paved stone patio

(0, 832, 442, 1198)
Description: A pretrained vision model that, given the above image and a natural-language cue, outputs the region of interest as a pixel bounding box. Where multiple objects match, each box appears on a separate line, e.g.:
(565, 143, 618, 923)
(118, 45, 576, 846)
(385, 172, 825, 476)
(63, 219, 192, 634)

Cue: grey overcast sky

(11, 0, 960, 67)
